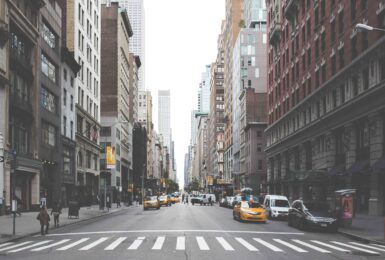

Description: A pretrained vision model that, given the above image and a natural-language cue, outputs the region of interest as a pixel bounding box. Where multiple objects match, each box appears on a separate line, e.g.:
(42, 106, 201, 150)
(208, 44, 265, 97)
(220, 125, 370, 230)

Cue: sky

(144, 0, 225, 189)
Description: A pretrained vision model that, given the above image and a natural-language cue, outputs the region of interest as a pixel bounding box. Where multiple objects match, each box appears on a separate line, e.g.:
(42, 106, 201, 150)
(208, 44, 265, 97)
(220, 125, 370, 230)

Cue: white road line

(104, 237, 127, 250)
(176, 236, 185, 250)
(79, 237, 109, 251)
(310, 240, 351, 252)
(235, 237, 259, 252)
(0, 241, 33, 252)
(128, 236, 145, 250)
(331, 241, 380, 255)
(152, 236, 165, 250)
(31, 239, 70, 251)
(8, 241, 52, 253)
(349, 242, 385, 252)
(372, 244, 385, 249)
(0, 242, 14, 248)
(57, 238, 90, 251)
(253, 238, 283, 252)
(292, 239, 331, 253)
(196, 236, 210, 250)
(216, 237, 234, 251)
(273, 239, 308, 253)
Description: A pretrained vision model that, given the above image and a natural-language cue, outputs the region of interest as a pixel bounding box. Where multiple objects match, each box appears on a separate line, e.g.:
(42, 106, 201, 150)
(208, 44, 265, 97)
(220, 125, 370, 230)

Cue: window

(351, 0, 356, 21)
(63, 116, 67, 136)
(63, 88, 67, 106)
(257, 143, 262, 152)
(332, 55, 337, 75)
(321, 64, 326, 83)
(363, 68, 369, 90)
(380, 56, 385, 81)
(248, 80, 251, 87)
(339, 47, 345, 69)
(41, 54, 57, 83)
(321, 0, 325, 18)
(340, 84, 345, 103)
(77, 115, 83, 134)
(321, 32, 326, 53)
(352, 75, 358, 96)
(258, 160, 263, 170)
(332, 89, 337, 108)
(116, 144, 121, 156)
(42, 23, 56, 49)
(361, 0, 368, 10)
(307, 48, 311, 66)
(100, 127, 111, 137)
(315, 39, 319, 59)
(351, 36, 357, 59)
(70, 121, 74, 139)
(40, 87, 56, 113)
(331, 21, 336, 42)
(315, 69, 320, 88)
(339, 11, 344, 35)
(314, 6, 319, 25)
(70, 95, 74, 111)
(307, 19, 311, 38)
(41, 121, 56, 147)
(116, 160, 121, 172)
(362, 31, 368, 50)
(87, 151, 91, 169)
(116, 128, 121, 140)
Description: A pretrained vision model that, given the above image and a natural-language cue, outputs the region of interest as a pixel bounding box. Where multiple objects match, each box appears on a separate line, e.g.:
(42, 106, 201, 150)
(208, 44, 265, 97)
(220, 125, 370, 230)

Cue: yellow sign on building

(106, 146, 116, 169)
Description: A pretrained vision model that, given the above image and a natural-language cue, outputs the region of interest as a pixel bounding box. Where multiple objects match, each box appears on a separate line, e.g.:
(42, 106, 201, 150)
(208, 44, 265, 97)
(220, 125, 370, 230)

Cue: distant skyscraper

(158, 90, 171, 149)
(198, 65, 211, 113)
(116, 0, 145, 90)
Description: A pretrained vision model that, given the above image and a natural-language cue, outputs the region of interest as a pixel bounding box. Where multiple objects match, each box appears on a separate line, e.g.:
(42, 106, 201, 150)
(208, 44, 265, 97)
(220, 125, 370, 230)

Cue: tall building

(100, 3, 133, 204)
(58, 0, 102, 205)
(158, 90, 171, 149)
(266, 0, 385, 216)
(198, 65, 211, 113)
(243, 0, 267, 29)
(115, 0, 145, 90)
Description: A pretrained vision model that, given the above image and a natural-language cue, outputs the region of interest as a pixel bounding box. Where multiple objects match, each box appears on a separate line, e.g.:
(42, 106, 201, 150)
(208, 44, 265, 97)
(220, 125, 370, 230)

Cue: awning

(328, 165, 347, 177)
(373, 156, 385, 173)
(347, 160, 370, 175)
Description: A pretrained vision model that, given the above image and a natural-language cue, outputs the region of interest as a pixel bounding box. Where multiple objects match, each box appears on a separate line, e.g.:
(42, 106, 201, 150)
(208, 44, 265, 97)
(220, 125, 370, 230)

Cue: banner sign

(106, 146, 116, 169)
(341, 196, 353, 220)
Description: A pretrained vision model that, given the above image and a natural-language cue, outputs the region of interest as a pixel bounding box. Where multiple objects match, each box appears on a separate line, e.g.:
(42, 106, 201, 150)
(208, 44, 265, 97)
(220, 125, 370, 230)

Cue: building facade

(158, 90, 171, 150)
(266, 0, 385, 215)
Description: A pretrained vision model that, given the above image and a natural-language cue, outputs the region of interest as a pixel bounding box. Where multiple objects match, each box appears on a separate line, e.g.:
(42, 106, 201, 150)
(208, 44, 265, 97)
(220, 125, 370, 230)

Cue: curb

(338, 230, 385, 245)
(0, 206, 133, 244)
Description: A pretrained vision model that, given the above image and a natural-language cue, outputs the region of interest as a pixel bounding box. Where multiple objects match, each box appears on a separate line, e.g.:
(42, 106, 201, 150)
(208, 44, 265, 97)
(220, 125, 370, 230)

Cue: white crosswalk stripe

(331, 241, 380, 255)
(152, 236, 165, 250)
(79, 237, 109, 251)
(273, 239, 307, 252)
(253, 238, 283, 252)
(0, 241, 33, 252)
(128, 236, 145, 250)
(292, 239, 331, 253)
(0, 242, 14, 248)
(104, 237, 127, 251)
(372, 244, 385, 249)
(235, 237, 259, 251)
(349, 242, 385, 252)
(176, 236, 185, 250)
(8, 240, 52, 253)
(310, 240, 350, 252)
(31, 239, 71, 251)
(196, 236, 210, 250)
(57, 238, 90, 251)
(216, 237, 234, 251)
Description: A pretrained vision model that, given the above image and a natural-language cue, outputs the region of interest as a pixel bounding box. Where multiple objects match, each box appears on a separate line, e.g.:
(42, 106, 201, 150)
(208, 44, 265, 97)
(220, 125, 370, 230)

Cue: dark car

(288, 200, 338, 232)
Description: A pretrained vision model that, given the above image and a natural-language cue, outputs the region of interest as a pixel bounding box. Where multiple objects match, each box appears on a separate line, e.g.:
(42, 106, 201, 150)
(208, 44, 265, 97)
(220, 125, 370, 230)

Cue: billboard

(106, 146, 116, 169)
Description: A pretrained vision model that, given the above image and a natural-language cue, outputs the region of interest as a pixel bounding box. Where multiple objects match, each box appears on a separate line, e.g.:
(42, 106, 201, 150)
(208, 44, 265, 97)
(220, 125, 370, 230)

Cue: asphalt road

(0, 202, 384, 260)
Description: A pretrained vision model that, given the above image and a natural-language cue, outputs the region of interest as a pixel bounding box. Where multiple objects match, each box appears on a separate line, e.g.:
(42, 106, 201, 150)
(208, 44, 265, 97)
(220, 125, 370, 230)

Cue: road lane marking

(0, 241, 33, 252)
(235, 237, 258, 251)
(7, 241, 52, 253)
(128, 236, 145, 250)
(349, 242, 385, 252)
(216, 237, 234, 251)
(253, 238, 283, 252)
(331, 241, 380, 255)
(273, 239, 307, 252)
(196, 236, 210, 250)
(292, 239, 331, 253)
(372, 244, 385, 249)
(57, 238, 90, 251)
(104, 237, 127, 250)
(44, 230, 304, 236)
(310, 240, 350, 252)
(176, 236, 185, 250)
(79, 237, 109, 251)
(0, 242, 14, 248)
(152, 236, 165, 250)
(31, 239, 70, 251)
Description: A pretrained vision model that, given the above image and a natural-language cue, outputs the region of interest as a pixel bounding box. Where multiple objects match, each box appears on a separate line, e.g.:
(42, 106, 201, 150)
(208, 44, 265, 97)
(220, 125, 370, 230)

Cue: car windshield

(241, 201, 262, 208)
(159, 196, 166, 200)
(272, 199, 289, 207)
(145, 196, 157, 201)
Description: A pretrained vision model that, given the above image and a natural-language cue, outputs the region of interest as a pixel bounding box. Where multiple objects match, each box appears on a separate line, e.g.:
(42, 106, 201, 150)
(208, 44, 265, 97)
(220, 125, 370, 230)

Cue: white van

(263, 195, 290, 219)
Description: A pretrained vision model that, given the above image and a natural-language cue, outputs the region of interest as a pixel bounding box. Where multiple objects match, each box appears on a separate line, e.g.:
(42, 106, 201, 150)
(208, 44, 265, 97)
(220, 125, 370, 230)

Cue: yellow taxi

(233, 200, 267, 223)
(170, 195, 180, 204)
(143, 196, 160, 210)
(159, 195, 171, 207)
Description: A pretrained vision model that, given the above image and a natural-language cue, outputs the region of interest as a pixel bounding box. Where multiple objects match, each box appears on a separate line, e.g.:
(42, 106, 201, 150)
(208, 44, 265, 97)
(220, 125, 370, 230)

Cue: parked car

(226, 196, 235, 208)
(191, 195, 203, 205)
(263, 195, 290, 219)
(219, 197, 227, 207)
(143, 196, 160, 210)
(158, 195, 171, 207)
(288, 200, 338, 232)
(200, 194, 214, 206)
(233, 200, 267, 223)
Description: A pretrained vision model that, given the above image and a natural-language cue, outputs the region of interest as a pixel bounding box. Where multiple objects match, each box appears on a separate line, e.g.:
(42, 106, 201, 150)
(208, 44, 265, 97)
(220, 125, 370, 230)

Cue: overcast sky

(144, 0, 225, 188)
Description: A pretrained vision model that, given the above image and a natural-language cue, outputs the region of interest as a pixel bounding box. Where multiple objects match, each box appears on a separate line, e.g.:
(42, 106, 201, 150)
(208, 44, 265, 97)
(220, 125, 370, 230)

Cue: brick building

(265, 0, 385, 215)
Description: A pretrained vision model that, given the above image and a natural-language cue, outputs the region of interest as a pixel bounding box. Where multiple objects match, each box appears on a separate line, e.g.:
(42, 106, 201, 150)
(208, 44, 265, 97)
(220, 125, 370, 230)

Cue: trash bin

(68, 201, 80, 219)
(334, 189, 356, 228)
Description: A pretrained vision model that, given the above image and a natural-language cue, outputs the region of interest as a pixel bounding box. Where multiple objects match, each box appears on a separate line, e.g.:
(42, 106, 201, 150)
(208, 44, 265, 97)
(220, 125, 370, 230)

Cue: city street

(0, 202, 384, 260)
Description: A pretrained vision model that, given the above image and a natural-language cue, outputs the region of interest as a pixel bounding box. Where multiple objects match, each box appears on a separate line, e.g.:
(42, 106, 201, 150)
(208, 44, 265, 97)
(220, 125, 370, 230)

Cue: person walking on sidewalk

(37, 206, 50, 235)
(51, 202, 62, 227)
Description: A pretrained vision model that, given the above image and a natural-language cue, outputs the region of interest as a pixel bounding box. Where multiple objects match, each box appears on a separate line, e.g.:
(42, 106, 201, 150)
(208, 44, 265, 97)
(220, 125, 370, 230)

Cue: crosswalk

(1, 236, 384, 256)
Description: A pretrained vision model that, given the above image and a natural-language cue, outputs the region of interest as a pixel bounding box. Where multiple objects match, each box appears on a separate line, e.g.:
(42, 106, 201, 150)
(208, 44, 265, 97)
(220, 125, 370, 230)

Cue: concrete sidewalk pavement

(0, 204, 132, 244)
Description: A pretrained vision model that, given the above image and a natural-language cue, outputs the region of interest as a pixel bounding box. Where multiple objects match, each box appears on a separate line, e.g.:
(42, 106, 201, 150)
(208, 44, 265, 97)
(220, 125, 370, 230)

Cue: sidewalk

(0, 204, 131, 244)
(338, 214, 385, 244)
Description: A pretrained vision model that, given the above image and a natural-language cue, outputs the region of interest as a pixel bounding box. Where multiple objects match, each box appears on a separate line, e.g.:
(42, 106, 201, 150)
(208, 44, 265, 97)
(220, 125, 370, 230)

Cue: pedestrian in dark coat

(37, 207, 50, 235)
(51, 202, 62, 227)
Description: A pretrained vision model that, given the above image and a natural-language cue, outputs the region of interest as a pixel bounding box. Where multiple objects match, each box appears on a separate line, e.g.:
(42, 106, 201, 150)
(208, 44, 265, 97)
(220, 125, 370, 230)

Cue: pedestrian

(15, 195, 22, 216)
(185, 195, 189, 204)
(135, 195, 139, 206)
(117, 197, 121, 208)
(208, 196, 212, 206)
(182, 194, 185, 204)
(37, 206, 50, 235)
(106, 196, 111, 212)
(51, 202, 61, 227)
